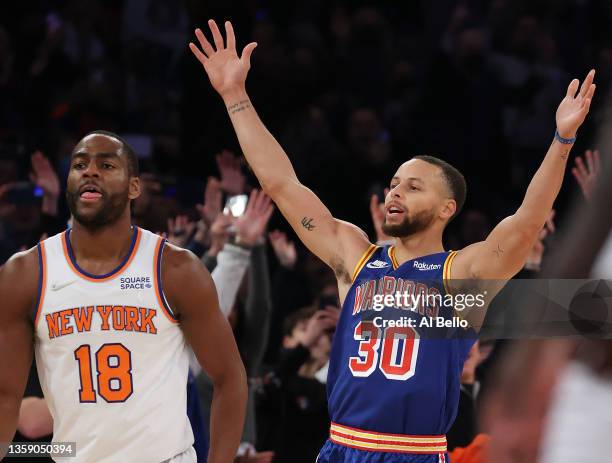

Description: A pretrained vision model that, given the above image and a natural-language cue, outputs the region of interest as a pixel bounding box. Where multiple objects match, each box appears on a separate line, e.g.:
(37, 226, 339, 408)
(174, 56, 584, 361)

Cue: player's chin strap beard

(383, 209, 437, 238)
(66, 189, 130, 232)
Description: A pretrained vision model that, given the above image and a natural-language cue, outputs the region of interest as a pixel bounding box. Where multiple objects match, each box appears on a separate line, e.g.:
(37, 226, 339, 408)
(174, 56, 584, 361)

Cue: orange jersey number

(74, 343, 133, 403)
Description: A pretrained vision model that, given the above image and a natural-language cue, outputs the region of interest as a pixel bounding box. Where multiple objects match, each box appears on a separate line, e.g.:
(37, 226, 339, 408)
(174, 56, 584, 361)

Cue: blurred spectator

(256, 305, 338, 463)
(447, 341, 493, 451)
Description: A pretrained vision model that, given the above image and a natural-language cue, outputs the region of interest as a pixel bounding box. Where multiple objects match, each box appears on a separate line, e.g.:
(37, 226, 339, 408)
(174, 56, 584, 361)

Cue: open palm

(556, 69, 596, 139)
(189, 20, 257, 97)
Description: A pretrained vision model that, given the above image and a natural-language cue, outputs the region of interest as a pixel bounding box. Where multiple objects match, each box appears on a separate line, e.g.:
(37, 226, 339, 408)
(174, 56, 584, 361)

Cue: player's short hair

(283, 306, 317, 337)
(83, 130, 139, 177)
(412, 155, 466, 221)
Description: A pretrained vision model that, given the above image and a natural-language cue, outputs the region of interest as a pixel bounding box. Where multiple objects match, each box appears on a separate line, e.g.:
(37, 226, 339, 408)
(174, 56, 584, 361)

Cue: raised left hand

(555, 69, 596, 139)
(216, 150, 246, 195)
(525, 209, 555, 269)
(30, 151, 60, 199)
(370, 189, 391, 243)
(234, 189, 274, 246)
(167, 215, 196, 248)
(571, 149, 601, 200)
(189, 20, 257, 99)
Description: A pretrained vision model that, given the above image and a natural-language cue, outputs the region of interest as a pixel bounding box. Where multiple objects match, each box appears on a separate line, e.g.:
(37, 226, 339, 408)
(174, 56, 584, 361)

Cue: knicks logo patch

(366, 260, 390, 269)
(120, 276, 152, 290)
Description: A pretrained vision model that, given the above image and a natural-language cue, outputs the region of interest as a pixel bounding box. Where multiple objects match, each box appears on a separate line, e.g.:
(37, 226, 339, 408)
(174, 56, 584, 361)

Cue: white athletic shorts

(163, 446, 197, 463)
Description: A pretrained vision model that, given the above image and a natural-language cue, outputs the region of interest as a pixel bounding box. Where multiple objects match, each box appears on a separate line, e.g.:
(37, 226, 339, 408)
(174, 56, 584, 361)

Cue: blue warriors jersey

(324, 244, 476, 459)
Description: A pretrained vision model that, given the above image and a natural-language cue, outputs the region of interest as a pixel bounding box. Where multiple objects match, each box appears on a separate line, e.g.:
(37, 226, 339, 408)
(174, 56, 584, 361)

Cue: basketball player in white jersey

(0, 131, 247, 462)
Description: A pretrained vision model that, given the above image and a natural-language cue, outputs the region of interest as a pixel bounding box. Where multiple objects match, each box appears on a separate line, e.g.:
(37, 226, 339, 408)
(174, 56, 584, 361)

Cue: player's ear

(128, 176, 141, 200)
(440, 199, 456, 221)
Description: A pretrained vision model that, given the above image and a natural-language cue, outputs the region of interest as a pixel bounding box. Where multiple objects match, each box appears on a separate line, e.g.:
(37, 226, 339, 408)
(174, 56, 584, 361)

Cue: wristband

(554, 130, 576, 144)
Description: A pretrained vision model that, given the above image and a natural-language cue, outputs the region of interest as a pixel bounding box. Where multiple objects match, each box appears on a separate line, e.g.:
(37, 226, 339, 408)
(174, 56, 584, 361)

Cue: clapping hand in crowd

(205, 189, 274, 254)
(370, 189, 391, 243)
(208, 212, 233, 256)
(269, 230, 297, 269)
(525, 210, 555, 271)
(217, 150, 246, 196)
(30, 151, 60, 216)
(234, 189, 274, 247)
(196, 176, 223, 226)
(572, 149, 601, 200)
(297, 307, 340, 350)
(166, 215, 196, 248)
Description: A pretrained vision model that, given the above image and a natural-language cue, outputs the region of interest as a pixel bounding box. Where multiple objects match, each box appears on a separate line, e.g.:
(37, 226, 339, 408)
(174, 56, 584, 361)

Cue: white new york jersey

(34, 227, 194, 463)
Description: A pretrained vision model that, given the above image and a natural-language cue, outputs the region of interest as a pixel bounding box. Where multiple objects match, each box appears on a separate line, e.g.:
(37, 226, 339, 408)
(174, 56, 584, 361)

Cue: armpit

(330, 254, 350, 284)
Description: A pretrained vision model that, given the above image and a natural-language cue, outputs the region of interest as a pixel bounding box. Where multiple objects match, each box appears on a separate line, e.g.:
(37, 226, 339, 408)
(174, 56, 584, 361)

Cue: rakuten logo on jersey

(413, 261, 441, 271)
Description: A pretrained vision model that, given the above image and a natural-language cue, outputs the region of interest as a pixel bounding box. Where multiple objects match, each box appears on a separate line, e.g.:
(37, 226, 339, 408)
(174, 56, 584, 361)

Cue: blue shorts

(317, 440, 449, 463)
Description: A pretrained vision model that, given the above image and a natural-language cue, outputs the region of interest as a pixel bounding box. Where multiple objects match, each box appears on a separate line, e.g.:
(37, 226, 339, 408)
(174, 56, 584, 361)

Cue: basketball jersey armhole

(154, 237, 179, 323)
(351, 244, 378, 283)
(442, 250, 458, 295)
(32, 242, 47, 327)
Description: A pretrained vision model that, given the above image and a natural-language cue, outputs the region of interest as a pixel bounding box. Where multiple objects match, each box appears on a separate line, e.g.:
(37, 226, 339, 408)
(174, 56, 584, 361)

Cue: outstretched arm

(453, 70, 596, 284)
(162, 244, 247, 463)
(0, 250, 38, 457)
(190, 20, 371, 290)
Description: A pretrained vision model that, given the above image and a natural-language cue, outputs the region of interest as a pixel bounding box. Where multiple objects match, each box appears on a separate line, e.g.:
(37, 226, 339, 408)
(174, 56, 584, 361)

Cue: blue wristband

(554, 130, 576, 144)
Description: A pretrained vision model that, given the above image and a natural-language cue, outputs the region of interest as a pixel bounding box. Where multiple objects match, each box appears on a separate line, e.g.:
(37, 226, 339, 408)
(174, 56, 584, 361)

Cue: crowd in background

(1, 1, 610, 462)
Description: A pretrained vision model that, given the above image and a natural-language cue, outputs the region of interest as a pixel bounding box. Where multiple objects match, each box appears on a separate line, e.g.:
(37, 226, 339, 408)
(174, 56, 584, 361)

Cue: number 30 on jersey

(349, 321, 419, 380)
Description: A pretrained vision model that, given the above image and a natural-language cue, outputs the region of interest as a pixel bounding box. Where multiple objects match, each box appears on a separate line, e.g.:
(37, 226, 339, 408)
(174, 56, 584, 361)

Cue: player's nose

(82, 163, 101, 178)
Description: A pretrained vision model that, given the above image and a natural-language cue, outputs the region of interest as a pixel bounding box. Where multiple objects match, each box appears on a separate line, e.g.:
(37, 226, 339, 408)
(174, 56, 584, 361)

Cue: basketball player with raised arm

(0, 131, 247, 463)
(190, 20, 595, 463)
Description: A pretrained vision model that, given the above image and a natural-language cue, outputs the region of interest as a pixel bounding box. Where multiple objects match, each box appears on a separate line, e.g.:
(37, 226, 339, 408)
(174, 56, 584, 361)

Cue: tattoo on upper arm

(227, 100, 252, 114)
(301, 217, 315, 231)
(493, 244, 504, 258)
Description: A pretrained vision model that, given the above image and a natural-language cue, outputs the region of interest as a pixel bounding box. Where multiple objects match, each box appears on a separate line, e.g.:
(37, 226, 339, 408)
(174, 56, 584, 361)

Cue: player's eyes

(102, 163, 115, 169)
(73, 162, 86, 169)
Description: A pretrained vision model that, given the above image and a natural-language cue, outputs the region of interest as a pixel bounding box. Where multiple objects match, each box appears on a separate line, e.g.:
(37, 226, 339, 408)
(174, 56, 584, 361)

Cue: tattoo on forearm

(560, 150, 569, 160)
(493, 244, 504, 258)
(301, 217, 316, 231)
(227, 100, 251, 114)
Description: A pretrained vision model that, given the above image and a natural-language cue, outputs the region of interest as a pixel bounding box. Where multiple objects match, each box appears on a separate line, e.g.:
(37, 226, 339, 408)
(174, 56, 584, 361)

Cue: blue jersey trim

(64, 226, 140, 280)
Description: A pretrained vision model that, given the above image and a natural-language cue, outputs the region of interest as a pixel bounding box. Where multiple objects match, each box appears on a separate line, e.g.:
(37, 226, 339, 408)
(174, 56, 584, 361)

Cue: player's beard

(381, 209, 436, 237)
(66, 186, 130, 231)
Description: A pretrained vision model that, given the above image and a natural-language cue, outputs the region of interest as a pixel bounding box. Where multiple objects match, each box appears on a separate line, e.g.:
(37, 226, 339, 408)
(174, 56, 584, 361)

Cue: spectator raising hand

(299, 307, 339, 349)
(197, 176, 223, 225)
(269, 230, 297, 269)
(208, 212, 233, 256)
(370, 189, 391, 243)
(30, 151, 60, 216)
(571, 149, 601, 200)
(217, 150, 246, 195)
(525, 210, 556, 271)
(234, 189, 274, 247)
(166, 215, 196, 248)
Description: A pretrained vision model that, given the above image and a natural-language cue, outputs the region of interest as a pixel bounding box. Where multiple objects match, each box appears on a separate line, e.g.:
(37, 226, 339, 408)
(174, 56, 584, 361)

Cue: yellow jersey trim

(351, 244, 378, 283)
(442, 250, 458, 294)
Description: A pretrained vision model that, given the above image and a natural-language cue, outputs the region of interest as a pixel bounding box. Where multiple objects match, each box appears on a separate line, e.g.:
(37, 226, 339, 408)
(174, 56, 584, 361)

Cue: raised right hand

(234, 189, 274, 247)
(189, 20, 257, 98)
